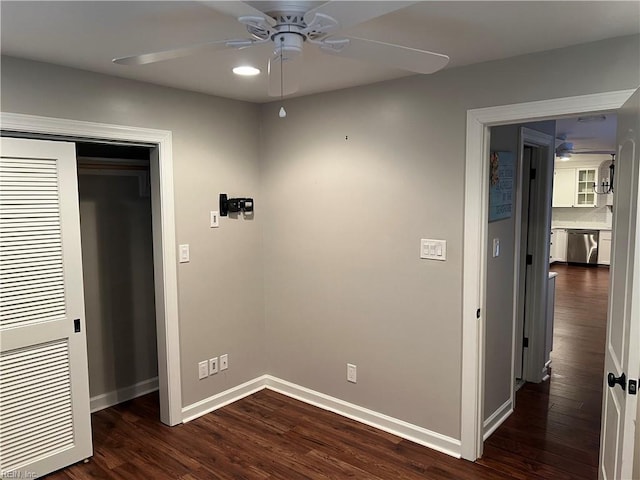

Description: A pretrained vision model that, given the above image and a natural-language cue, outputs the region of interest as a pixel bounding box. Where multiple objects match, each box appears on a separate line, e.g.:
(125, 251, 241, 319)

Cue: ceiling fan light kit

(112, 1, 450, 106)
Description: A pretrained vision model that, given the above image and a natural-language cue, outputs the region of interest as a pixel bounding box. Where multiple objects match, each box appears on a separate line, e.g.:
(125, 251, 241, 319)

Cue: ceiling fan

(112, 1, 449, 97)
(555, 142, 615, 157)
(555, 133, 615, 158)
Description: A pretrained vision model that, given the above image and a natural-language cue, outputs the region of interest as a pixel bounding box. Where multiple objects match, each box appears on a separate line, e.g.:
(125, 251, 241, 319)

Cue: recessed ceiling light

(232, 66, 261, 76)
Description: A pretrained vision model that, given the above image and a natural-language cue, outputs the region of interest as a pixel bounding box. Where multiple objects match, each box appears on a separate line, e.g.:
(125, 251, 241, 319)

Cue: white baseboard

(264, 375, 461, 458)
(90, 377, 159, 413)
(482, 398, 513, 441)
(181, 376, 267, 423)
(179, 375, 462, 458)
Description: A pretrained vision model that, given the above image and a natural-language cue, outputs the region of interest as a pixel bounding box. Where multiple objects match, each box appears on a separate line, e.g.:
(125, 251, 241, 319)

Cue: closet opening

(76, 142, 160, 414)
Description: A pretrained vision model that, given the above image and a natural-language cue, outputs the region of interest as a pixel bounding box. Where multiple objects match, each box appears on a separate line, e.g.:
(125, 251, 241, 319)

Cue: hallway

(480, 264, 609, 479)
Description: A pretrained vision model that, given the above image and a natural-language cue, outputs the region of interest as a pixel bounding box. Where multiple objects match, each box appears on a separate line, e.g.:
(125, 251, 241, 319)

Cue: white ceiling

(1, 1, 639, 103)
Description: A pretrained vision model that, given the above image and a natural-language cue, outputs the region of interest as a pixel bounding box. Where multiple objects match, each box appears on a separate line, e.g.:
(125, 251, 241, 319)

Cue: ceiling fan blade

(573, 150, 616, 155)
(267, 56, 301, 97)
(113, 39, 254, 66)
(304, 1, 415, 31)
(201, 1, 276, 26)
(320, 36, 449, 74)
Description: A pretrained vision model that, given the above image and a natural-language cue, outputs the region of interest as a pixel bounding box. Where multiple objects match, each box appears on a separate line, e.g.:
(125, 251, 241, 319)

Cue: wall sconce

(594, 154, 615, 195)
(219, 193, 254, 216)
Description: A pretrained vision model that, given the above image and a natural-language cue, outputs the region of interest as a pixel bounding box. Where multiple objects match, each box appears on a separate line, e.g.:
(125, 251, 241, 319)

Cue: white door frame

(460, 89, 636, 460)
(517, 128, 555, 385)
(0, 112, 182, 426)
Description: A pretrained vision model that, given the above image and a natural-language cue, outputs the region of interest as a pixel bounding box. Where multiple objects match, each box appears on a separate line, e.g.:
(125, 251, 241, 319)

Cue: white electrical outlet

(209, 357, 219, 375)
(210, 211, 220, 228)
(198, 361, 208, 380)
(347, 363, 357, 383)
(220, 354, 228, 371)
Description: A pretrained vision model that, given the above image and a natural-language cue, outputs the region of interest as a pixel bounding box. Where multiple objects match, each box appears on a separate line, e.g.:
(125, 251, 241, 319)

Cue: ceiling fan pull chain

(279, 36, 287, 118)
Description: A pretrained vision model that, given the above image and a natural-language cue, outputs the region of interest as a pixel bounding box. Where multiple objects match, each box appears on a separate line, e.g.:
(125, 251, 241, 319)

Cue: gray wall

(259, 35, 639, 439)
(484, 121, 555, 422)
(0, 55, 265, 407)
(1, 34, 638, 440)
(79, 172, 158, 397)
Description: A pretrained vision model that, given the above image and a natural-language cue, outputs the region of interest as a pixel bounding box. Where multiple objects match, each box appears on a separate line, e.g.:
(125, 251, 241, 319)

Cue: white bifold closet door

(0, 137, 92, 478)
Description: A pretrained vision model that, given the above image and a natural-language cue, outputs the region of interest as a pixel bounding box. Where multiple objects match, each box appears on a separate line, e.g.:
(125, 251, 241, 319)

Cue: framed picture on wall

(489, 151, 514, 222)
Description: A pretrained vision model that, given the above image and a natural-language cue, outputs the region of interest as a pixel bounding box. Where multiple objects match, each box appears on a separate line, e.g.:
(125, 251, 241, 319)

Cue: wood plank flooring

(47, 264, 608, 479)
(480, 264, 608, 480)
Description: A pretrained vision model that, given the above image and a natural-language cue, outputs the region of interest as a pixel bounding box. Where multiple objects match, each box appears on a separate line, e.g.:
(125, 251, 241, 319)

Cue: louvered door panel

(0, 157, 66, 330)
(0, 340, 74, 471)
(0, 138, 92, 479)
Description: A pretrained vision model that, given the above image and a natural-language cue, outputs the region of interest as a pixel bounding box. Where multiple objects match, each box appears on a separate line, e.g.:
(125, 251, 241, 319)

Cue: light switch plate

(179, 244, 190, 263)
(420, 239, 447, 261)
(210, 211, 220, 228)
(493, 238, 500, 258)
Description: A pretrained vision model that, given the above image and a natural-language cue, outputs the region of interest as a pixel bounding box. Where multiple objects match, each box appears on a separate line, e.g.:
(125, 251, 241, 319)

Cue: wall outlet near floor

(209, 357, 218, 375)
(347, 363, 357, 383)
(220, 354, 228, 371)
(198, 360, 208, 380)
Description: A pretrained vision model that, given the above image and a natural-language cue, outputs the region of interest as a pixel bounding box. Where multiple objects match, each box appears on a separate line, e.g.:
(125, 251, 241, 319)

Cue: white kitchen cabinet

(552, 169, 576, 207)
(575, 168, 598, 207)
(598, 230, 612, 265)
(552, 167, 598, 208)
(550, 228, 567, 263)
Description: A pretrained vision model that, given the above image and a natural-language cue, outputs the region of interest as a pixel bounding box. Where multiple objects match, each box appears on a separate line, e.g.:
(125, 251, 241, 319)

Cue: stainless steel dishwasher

(567, 229, 599, 264)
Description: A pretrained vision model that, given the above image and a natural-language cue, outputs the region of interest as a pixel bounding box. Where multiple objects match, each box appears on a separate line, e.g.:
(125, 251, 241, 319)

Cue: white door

(599, 88, 639, 480)
(0, 137, 92, 478)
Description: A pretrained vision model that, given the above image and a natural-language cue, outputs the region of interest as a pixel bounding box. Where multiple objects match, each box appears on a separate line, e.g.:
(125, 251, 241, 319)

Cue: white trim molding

(90, 377, 159, 413)
(265, 376, 461, 458)
(461, 89, 636, 461)
(182, 376, 267, 423)
(482, 399, 513, 441)
(181, 375, 461, 458)
(0, 112, 183, 426)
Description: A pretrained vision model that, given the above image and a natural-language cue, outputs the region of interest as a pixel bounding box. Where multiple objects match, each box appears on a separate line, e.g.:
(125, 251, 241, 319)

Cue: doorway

(460, 88, 637, 461)
(0, 112, 183, 427)
(481, 118, 612, 476)
(76, 142, 160, 413)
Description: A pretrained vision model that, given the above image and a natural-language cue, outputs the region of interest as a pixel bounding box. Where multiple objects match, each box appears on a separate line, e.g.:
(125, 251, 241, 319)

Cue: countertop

(551, 223, 611, 231)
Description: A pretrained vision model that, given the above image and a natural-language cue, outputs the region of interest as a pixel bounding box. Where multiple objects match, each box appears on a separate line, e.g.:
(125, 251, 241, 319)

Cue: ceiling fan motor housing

(273, 32, 304, 60)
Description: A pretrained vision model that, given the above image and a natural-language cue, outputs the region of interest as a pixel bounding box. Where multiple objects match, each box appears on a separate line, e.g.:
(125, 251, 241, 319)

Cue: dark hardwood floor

(481, 264, 609, 480)
(47, 264, 608, 480)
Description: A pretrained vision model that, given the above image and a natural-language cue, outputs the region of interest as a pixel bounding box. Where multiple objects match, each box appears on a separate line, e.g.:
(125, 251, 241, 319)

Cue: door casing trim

(0, 112, 182, 426)
(461, 89, 636, 460)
